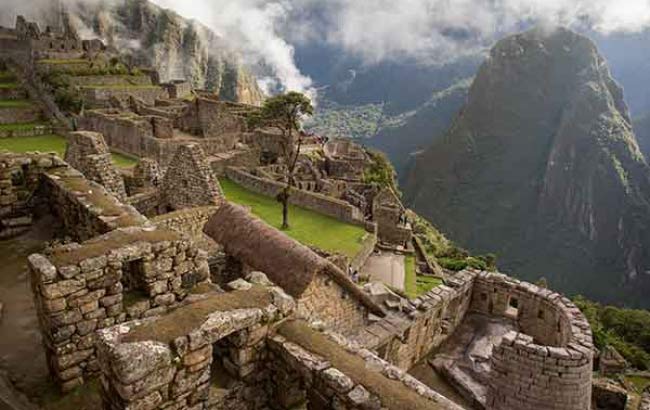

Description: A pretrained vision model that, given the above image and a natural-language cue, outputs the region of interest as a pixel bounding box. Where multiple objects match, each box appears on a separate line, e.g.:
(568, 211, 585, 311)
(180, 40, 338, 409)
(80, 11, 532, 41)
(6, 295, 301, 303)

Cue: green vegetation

(625, 374, 650, 393)
(404, 254, 443, 298)
(111, 152, 138, 168)
(39, 72, 82, 113)
(219, 178, 366, 258)
(0, 122, 48, 131)
(574, 296, 650, 370)
(407, 210, 496, 272)
(0, 99, 32, 108)
(0, 82, 18, 89)
(0, 71, 16, 82)
(364, 148, 400, 194)
(37, 58, 89, 65)
(248, 91, 314, 230)
(305, 100, 385, 139)
(417, 275, 443, 295)
(0, 135, 65, 154)
(0, 134, 138, 169)
(404, 255, 417, 298)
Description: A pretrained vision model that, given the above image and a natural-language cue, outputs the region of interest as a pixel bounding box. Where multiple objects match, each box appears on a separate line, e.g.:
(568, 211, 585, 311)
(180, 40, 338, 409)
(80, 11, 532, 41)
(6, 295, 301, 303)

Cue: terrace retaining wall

(225, 167, 365, 227)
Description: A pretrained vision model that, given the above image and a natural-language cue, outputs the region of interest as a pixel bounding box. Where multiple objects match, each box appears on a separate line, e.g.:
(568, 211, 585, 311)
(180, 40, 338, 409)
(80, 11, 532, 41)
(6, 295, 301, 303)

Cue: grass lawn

(0, 99, 32, 108)
(404, 255, 417, 298)
(0, 122, 49, 131)
(219, 178, 367, 258)
(0, 134, 138, 168)
(417, 275, 443, 295)
(0, 71, 16, 82)
(404, 254, 443, 298)
(37, 59, 89, 65)
(0, 82, 18, 89)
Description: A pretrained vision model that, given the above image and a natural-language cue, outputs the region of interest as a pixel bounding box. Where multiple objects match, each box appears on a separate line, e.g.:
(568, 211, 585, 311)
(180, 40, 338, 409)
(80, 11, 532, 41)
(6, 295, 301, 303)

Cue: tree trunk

(281, 186, 290, 229)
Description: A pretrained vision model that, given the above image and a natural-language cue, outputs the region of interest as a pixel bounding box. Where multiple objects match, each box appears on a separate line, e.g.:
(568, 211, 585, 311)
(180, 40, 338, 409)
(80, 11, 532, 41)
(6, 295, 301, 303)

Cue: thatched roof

(204, 202, 385, 316)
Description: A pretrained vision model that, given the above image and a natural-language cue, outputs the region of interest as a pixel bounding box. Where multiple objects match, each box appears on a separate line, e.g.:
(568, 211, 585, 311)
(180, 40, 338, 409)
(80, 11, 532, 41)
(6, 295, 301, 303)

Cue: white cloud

(2, 0, 650, 94)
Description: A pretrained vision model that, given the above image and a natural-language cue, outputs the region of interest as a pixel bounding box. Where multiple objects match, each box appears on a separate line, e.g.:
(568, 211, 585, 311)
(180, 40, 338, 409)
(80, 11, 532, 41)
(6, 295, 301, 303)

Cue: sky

(2, 0, 650, 95)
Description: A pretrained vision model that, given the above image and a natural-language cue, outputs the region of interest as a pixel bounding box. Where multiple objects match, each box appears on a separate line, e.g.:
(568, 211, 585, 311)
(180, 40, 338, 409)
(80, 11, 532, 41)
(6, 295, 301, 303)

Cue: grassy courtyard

(404, 254, 443, 298)
(0, 134, 138, 168)
(219, 178, 367, 258)
(0, 99, 32, 108)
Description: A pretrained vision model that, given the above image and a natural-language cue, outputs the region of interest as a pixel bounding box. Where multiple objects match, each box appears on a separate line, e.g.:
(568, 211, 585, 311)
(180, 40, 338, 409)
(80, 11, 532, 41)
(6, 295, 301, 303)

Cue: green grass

(404, 255, 417, 298)
(0, 99, 32, 108)
(110, 151, 138, 168)
(219, 178, 367, 258)
(0, 71, 16, 83)
(625, 375, 650, 393)
(0, 82, 18, 89)
(37, 59, 89, 65)
(0, 122, 49, 131)
(0, 134, 137, 169)
(416, 275, 443, 295)
(404, 254, 442, 298)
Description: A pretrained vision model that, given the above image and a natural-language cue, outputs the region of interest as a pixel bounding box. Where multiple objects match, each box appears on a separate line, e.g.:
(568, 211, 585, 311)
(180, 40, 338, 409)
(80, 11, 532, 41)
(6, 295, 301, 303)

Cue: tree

(248, 91, 314, 229)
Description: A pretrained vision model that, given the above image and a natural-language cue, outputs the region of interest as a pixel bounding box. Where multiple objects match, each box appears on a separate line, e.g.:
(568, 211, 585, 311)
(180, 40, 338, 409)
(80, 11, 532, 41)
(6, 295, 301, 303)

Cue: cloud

(149, 0, 315, 97)
(2, 0, 650, 94)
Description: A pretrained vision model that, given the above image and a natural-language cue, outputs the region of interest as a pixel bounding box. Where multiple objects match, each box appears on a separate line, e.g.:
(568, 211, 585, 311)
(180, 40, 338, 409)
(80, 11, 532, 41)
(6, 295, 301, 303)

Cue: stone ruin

(0, 139, 595, 410)
(0, 15, 104, 60)
(161, 144, 224, 212)
(64, 131, 127, 201)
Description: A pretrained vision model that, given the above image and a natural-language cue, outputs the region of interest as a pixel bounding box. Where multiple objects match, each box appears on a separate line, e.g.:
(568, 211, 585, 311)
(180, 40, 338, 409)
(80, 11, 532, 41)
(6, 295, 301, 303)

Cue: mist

(2, 0, 650, 95)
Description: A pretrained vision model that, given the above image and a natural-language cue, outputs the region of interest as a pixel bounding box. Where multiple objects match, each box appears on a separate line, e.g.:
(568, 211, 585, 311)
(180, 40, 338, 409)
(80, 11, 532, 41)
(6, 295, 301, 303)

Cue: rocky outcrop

(406, 27, 650, 307)
(70, 0, 264, 105)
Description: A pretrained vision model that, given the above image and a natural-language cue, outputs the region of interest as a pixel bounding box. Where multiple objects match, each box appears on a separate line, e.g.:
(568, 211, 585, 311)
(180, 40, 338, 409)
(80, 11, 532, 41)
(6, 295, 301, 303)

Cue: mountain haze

(405, 27, 650, 307)
(71, 0, 264, 104)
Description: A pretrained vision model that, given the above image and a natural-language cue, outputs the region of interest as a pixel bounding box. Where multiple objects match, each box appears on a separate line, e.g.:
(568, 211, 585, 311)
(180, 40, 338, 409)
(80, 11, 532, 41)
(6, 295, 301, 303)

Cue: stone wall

(355, 271, 476, 370)
(209, 148, 259, 177)
(0, 105, 42, 124)
(40, 165, 147, 241)
(349, 230, 378, 271)
(176, 99, 248, 138)
(64, 131, 127, 200)
(71, 75, 152, 87)
(471, 272, 593, 410)
(226, 167, 365, 226)
(80, 110, 247, 168)
(27, 226, 211, 391)
(151, 206, 218, 242)
(161, 144, 224, 211)
(127, 189, 161, 217)
(296, 271, 369, 336)
(0, 124, 52, 138)
(81, 87, 168, 109)
(95, 277, 295, 410)
(268, 320, 463, 410)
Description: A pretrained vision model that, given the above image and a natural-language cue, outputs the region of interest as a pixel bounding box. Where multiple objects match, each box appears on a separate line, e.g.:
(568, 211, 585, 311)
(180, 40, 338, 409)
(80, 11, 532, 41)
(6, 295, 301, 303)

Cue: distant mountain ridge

(70, 0, 264, 104)
(405, 27, 650, 307)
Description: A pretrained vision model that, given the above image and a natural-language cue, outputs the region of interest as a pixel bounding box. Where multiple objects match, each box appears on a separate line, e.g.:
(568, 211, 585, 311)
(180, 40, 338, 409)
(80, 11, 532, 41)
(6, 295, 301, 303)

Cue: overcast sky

(2, 0, 650, 94)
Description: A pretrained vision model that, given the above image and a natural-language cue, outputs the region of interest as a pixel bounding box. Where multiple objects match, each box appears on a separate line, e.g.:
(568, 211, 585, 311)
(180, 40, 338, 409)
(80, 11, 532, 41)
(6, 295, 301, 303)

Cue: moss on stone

(49, 228, 179, 267)
(123, 287, 273, 344)
(278, 320, 441, 410)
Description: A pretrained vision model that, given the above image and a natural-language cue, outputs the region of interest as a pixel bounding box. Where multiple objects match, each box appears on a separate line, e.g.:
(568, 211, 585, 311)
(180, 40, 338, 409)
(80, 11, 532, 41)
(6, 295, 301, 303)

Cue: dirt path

(0, 221, 54, 401)
(361, 251, 405, 290)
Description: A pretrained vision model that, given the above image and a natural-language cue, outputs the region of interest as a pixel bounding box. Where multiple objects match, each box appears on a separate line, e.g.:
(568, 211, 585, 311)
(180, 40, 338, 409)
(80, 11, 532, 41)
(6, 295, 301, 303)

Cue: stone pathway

(361, 251, 406, 290)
